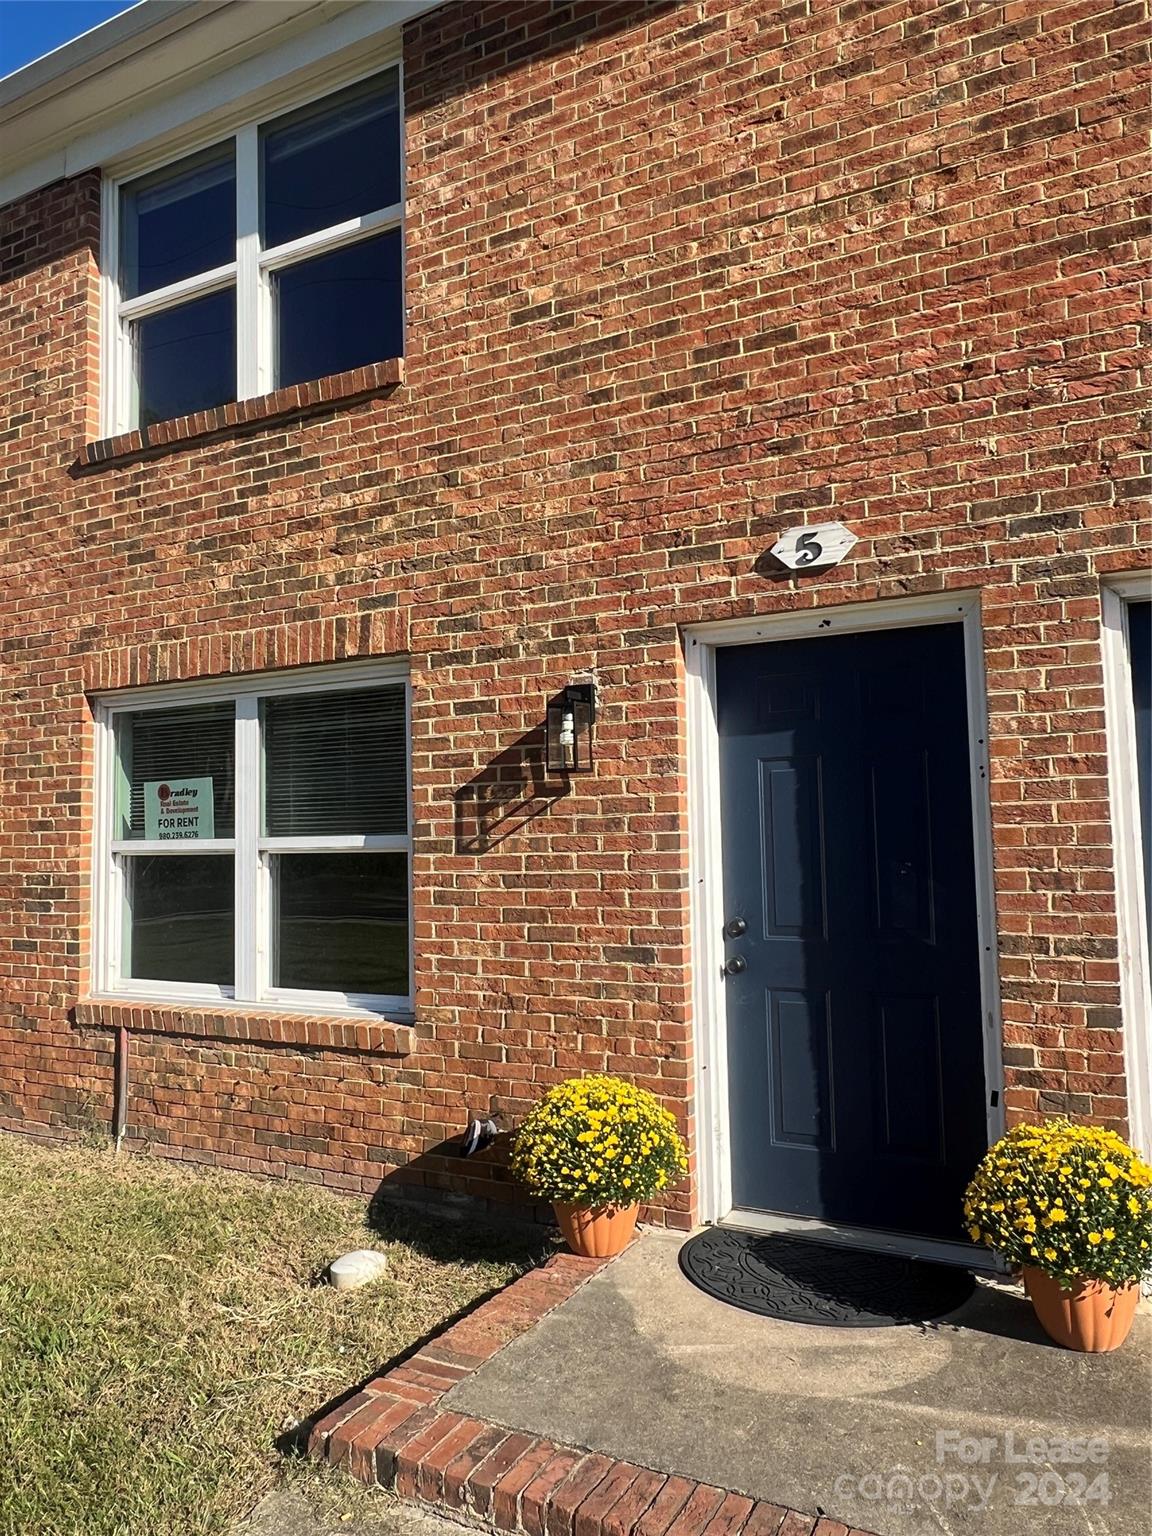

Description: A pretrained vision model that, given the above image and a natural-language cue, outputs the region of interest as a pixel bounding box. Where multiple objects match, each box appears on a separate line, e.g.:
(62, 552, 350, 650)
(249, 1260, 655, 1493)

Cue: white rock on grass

(328, 1249, 390, 1291)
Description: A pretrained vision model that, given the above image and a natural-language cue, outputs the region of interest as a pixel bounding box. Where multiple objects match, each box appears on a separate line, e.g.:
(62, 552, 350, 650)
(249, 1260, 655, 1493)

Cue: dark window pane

(263, 685, 407, 836)
(117, 702, 235, 840)
(261, 70, 401, 248)
(136, 288, 235, 427)
(274, 230, 402, 389)
(125, 855, 234, 986)
(273, 853, 408, 996)
(120, 145, 235, 298)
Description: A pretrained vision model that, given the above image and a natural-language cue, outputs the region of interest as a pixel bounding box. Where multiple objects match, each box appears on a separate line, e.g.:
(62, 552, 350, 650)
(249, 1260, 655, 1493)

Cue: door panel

(759, 758, 826, 938)
(869, 749, 934, 943)
(768, 989, 833, 1149)
(874, 993, 944, 1161)
(718, 622, 988, 1240)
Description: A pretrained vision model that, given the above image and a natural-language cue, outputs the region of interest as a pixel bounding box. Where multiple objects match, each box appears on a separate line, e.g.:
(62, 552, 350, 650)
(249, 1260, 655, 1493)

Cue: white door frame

(684, 590, 1006, 1241)
(1101, 571, 1152, 1161)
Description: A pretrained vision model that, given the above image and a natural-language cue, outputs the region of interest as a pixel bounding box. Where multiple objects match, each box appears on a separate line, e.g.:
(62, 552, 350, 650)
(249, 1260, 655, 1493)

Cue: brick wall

(1, 0, 1148, 1226)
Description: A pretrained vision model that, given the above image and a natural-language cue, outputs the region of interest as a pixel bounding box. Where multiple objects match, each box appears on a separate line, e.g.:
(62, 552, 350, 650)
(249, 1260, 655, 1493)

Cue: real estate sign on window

(144, 778, 215, 840)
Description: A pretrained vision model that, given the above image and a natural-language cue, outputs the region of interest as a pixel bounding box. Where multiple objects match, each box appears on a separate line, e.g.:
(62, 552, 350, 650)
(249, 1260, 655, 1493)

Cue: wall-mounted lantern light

(546, 681, 596, 773)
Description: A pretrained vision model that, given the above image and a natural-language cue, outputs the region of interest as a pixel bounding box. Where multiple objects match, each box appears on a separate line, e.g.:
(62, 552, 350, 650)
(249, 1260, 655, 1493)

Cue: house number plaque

(770, 521, 858, 571)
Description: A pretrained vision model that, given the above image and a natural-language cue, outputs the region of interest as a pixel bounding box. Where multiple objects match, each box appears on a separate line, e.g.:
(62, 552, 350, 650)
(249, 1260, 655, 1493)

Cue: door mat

(678, 1228, 975, 1326)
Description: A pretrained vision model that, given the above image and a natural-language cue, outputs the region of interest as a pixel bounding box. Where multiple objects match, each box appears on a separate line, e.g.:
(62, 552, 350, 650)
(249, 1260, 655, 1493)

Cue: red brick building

(1, 0, 1148, 1249)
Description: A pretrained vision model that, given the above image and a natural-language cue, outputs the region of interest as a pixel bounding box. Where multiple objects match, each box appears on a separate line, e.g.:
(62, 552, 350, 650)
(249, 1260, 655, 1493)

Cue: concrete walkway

(445, 1230, 1152, 1536)
(236, 1489, 467, 1536)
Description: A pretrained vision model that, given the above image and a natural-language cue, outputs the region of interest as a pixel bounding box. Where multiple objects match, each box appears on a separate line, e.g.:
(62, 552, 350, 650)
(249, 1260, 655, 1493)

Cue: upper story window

(106, 67, 403, 433)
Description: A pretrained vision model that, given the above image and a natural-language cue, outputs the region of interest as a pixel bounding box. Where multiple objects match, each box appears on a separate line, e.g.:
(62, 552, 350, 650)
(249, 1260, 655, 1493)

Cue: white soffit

(0, 0, 443, 208)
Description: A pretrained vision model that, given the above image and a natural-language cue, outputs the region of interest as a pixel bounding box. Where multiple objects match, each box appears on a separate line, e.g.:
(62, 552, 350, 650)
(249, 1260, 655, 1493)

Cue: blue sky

(0, 1, 139, 78)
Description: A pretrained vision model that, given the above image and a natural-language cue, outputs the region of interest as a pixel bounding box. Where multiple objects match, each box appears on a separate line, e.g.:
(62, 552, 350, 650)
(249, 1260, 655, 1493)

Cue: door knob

(725, 917, 748, 938)
(723, 955, 747, 975)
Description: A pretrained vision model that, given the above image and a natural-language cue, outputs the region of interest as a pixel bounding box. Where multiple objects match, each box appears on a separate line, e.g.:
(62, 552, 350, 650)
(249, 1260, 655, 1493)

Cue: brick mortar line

(306, 1245, 879, 1536)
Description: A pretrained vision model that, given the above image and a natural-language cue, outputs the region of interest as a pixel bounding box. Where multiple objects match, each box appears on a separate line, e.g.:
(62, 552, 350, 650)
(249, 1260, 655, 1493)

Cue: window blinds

(262, 685, 407, 837)
(119, 701, 235, 838)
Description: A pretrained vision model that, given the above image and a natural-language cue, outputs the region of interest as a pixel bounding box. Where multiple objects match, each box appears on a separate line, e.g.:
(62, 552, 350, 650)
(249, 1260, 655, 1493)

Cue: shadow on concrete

(932, 1277, 1068, 1350)
(445, 1233, 1152, 1536)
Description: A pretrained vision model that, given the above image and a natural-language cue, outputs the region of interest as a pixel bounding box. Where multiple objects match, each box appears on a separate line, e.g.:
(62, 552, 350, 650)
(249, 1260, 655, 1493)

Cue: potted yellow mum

(511, 1074, 688, 1257)
(964, 1119, 1152, 1351)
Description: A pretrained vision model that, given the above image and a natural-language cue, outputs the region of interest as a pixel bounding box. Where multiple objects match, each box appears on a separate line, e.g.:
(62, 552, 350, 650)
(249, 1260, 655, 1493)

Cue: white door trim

(684, 591, 1006, 1231)
(1101, 571, 1152, 1160)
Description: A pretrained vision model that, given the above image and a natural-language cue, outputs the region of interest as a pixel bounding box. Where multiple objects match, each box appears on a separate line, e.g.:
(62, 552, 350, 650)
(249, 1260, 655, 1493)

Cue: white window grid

(92, 659, 413, 1019)
(100, 59, 404, 437)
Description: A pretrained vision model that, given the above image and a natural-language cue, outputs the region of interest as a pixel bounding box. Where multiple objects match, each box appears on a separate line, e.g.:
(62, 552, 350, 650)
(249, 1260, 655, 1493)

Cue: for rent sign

(144, 778, 215, 840)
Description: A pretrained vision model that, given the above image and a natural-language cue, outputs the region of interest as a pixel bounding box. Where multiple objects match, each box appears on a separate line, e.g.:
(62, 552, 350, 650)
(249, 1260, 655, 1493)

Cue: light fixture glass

(546, 683, 596, 773)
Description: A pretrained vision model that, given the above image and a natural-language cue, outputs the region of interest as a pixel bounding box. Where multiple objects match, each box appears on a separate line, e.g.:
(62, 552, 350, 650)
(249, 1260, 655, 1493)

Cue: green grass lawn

(0, 1137, 545, 1536)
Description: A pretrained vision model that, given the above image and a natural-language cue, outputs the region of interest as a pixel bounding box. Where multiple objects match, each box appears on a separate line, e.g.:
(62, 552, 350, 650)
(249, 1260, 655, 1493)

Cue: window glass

(261, 71, 401, 249)
(274, 229, 402, 390)
(120, 145, 236, 298)
(116, 702, 235, 840)
(262, 685, 407, 836)
(136, 289, 236, 427)
(104, 673, 411, 1007)
(272, 852, 408, 995)
(124, 855, 234, 986)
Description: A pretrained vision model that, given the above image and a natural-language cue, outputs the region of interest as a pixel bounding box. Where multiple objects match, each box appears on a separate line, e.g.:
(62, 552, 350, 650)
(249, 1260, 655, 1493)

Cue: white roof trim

(0, 1, 208, 103)
(0, 0, 442, 208)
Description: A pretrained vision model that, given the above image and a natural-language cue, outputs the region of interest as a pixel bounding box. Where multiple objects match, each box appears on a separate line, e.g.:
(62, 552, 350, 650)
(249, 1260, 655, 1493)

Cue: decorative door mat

(678, 1227, 975, 1326)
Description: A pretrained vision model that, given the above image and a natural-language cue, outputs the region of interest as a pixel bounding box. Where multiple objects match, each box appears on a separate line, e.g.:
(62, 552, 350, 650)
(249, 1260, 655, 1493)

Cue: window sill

(73, 998, 415, 1057)
(78, 358, 403, 469)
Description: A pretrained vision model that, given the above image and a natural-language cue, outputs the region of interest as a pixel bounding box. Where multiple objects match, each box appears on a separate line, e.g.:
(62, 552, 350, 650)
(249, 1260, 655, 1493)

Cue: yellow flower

(1088, 1232, 1102, 1245)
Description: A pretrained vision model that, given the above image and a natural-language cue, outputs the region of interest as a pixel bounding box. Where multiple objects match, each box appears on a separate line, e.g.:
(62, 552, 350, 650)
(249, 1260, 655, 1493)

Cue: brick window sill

(73, 998, 414, 1057)
(77, 358, 403, 468)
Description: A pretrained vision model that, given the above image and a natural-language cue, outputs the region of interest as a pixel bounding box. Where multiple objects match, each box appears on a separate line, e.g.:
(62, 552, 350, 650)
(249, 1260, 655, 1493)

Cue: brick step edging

(307, 1249, 878, 1536)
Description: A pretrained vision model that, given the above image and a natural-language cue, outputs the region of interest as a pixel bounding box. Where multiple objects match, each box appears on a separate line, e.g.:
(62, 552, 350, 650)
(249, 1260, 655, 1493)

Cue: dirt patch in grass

(0, 1137, 546, 1536)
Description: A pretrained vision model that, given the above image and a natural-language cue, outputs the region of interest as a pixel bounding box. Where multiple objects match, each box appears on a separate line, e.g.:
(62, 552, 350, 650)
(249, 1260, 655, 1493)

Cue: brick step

(307, 1251, 877, 1536)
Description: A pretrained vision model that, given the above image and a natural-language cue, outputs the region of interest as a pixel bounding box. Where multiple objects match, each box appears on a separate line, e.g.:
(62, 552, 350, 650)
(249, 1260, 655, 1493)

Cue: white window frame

(92, 659, 413, 1020)
(1101, 572, 1152, 1160)
(100, 59, 405, 437)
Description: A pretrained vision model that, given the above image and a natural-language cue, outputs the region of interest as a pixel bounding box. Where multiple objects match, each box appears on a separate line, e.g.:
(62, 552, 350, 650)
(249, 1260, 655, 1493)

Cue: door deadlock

(725, 917, 748, 938)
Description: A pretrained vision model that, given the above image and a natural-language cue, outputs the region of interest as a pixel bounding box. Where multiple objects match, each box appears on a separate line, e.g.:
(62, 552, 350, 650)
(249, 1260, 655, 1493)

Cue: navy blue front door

(717, 623, 988, 1240)
(1128, 602, 1151, 958)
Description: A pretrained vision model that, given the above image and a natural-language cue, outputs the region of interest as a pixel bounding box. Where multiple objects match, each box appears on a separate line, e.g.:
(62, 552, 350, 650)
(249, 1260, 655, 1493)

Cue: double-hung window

(94, 665, 411, 1016)
(106, 66, 403, 432)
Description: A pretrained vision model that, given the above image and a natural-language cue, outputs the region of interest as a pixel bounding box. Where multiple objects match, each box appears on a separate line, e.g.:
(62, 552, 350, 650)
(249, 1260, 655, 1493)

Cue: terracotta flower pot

(1022, 1266, 1141, 1352)
(553, 1200, 639, 1258)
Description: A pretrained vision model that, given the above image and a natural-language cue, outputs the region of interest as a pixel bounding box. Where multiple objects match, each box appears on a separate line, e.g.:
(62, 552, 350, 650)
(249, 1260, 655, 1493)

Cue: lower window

(271, 851, 409, 995)
(96, 663, 411, 1014)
